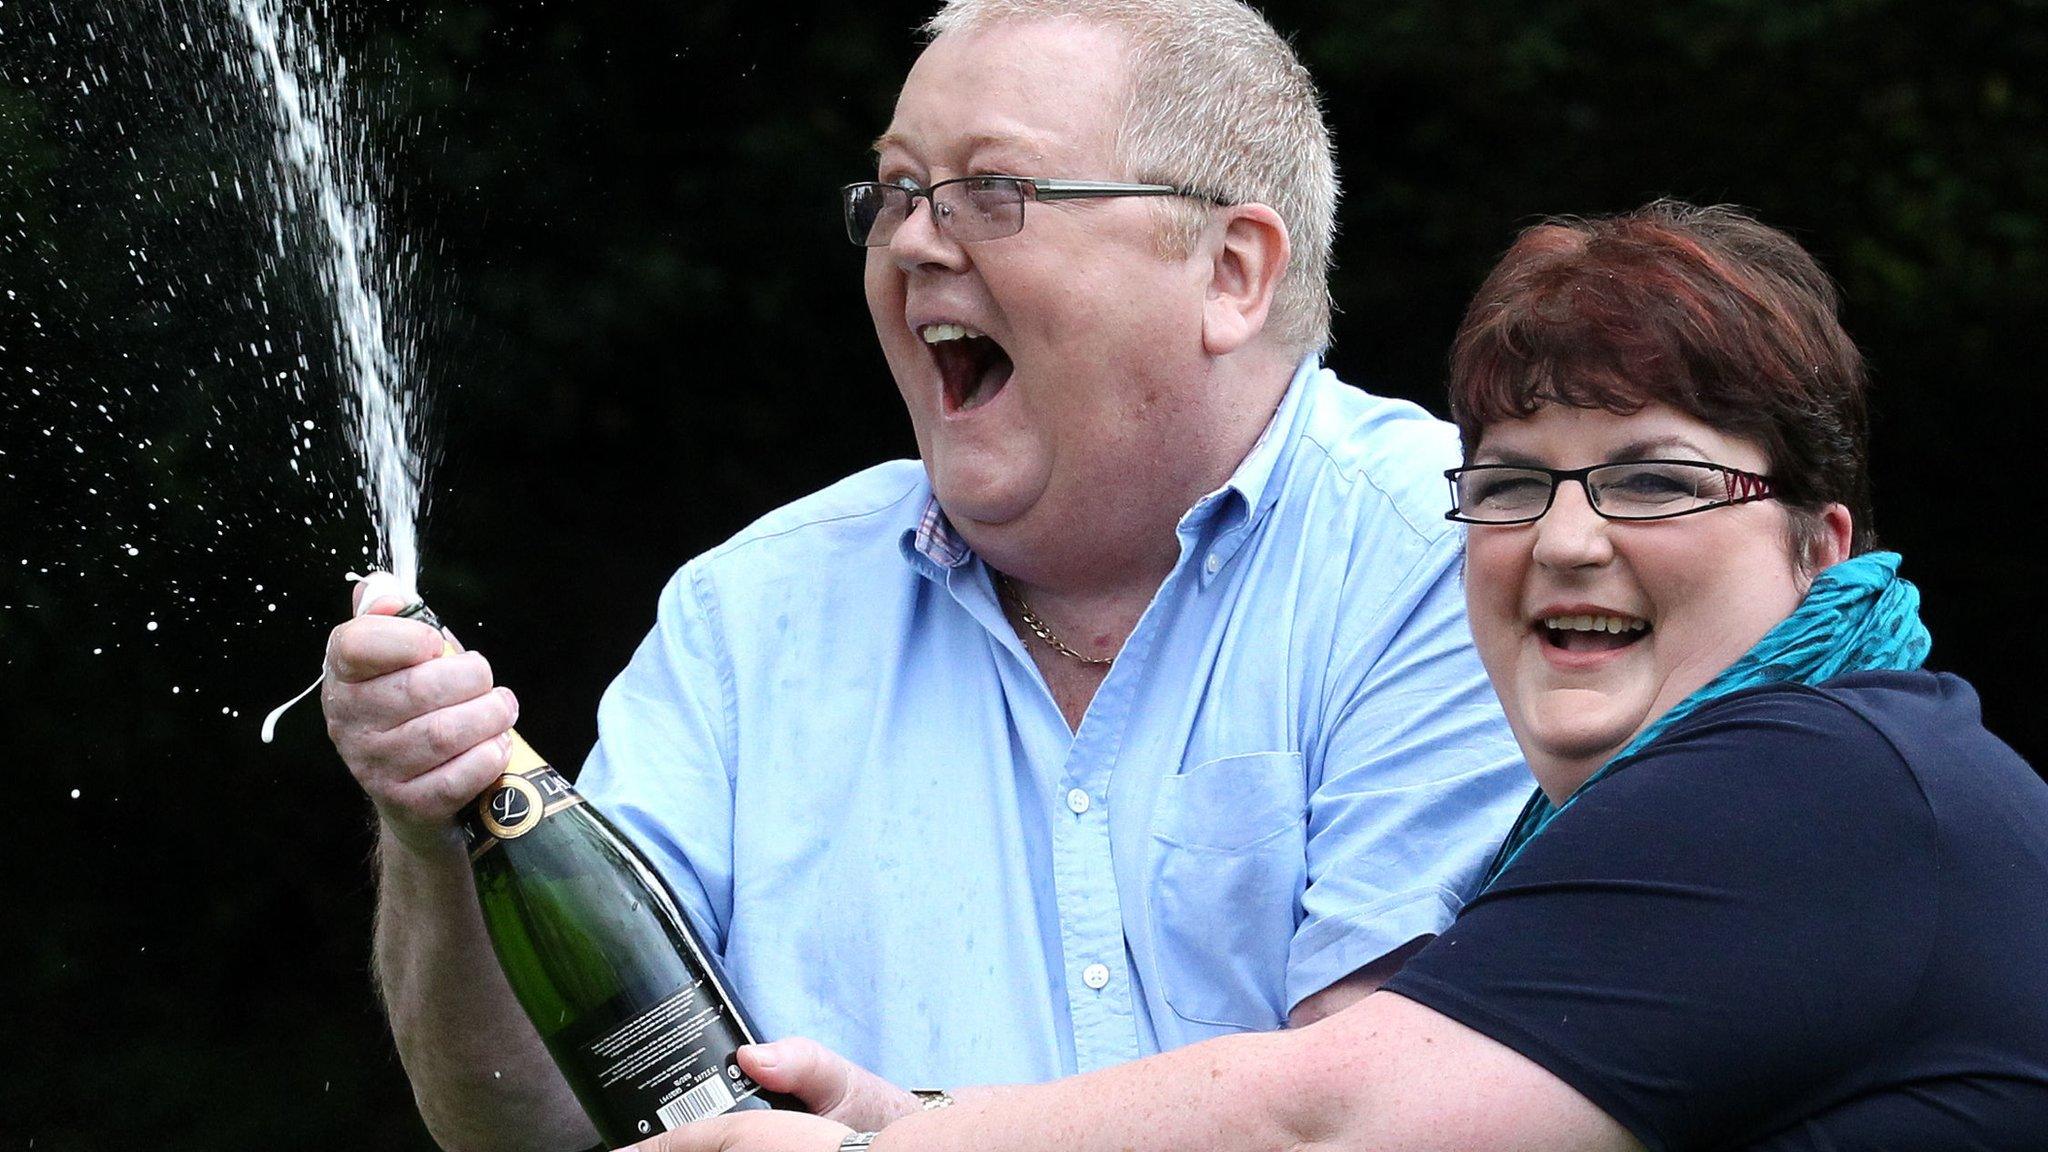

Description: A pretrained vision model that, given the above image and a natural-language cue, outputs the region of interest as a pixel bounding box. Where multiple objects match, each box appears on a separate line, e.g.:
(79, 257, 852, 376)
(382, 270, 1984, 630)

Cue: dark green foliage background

(3, 1, 2041, 1147)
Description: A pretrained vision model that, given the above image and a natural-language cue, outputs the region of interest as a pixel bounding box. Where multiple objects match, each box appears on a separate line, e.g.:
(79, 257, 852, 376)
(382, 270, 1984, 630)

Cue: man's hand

(323, 583, 519, 855)
(628, 1110, 851, 1152)
(737, 1039, 924, 1131)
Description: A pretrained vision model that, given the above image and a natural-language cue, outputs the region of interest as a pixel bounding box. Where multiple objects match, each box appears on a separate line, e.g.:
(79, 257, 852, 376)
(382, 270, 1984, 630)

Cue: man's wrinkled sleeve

(575, 562, 739, 953)
(1286, 530, 1529, 1013)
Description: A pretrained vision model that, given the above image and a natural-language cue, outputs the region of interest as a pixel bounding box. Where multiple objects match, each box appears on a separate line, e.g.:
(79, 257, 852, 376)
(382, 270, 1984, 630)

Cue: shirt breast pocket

(1147, 750, 1308, 1033)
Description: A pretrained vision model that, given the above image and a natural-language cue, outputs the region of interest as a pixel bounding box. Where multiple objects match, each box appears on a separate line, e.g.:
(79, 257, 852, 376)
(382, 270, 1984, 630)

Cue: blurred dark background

(3, 0, 2041, 1147)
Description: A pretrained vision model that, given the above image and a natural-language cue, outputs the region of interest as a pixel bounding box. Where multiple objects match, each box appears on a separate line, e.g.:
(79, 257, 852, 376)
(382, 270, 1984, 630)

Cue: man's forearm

(373, 823, 597, 1152)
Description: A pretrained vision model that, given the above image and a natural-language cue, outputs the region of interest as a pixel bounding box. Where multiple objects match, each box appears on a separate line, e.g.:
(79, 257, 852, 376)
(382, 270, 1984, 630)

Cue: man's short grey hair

(925, 0, 1338, 354)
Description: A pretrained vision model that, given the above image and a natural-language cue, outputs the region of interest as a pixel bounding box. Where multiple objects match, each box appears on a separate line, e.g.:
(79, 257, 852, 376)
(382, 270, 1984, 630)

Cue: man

(323, 1, 1525, 1148)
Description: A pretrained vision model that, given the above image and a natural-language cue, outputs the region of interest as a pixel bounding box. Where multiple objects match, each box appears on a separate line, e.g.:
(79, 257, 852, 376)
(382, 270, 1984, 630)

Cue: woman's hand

(740, 1038, 926, 1130)
(628, 1109, 851, 1152)
(627, 1039, 920, 1152)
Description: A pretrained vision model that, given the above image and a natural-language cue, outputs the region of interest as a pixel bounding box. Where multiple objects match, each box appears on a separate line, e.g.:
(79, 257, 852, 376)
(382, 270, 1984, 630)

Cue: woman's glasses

(1445, 460, 1777, 525)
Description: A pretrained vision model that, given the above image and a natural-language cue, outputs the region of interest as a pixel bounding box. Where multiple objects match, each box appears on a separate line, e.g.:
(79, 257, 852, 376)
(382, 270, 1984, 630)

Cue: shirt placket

(1050, 664, 1142, 1072)
(941, 546, 1181, 1073)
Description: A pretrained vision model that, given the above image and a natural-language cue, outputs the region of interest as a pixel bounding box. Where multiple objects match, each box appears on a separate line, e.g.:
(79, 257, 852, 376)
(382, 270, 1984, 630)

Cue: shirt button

(1082, 963, 1110, 990)
(1204, 553, 1222, 575)
(1065, 787, 1091, 815)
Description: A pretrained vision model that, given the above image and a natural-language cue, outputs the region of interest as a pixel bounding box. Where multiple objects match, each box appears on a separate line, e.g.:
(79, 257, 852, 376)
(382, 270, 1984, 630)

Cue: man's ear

(1201, 204, 1290, 356)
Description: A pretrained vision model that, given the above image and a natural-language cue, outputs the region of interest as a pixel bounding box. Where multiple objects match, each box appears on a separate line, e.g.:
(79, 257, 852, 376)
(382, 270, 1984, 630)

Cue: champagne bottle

(379, 585, 798, 1147)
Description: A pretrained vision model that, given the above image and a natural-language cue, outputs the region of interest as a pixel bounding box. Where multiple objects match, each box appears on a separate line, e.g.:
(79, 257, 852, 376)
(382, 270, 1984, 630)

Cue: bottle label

(462, 744, 582, 860)
(568, 978, 770, 1138)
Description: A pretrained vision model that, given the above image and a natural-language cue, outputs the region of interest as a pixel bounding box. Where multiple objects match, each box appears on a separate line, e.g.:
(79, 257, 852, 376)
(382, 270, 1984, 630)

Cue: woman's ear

(1808, 503, 1855, 572)
(1201, 204, 1290, 356)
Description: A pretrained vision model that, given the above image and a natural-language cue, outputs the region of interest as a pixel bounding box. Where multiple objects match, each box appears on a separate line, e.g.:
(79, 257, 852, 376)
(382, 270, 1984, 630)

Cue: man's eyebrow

(868, 130, 1050, 161)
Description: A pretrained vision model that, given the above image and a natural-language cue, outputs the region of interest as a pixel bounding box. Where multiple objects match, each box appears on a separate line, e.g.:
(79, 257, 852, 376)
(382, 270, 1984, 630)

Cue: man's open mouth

(1538, 614, 1651, 653)
(922, 323, 1014, 413)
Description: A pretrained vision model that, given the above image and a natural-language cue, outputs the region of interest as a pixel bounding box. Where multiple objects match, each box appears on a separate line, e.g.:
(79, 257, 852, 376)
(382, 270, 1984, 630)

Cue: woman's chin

(1517, 692, 1648, 792)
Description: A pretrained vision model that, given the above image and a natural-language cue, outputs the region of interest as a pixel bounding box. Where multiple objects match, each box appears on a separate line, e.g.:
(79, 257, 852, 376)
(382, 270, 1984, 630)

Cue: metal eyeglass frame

(1442, 459, 1778, 525)
(840, 175, 1222, 247)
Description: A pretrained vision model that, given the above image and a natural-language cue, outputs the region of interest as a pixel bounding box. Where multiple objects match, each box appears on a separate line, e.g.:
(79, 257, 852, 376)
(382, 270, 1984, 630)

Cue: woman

(647, 202, 2048, 1151)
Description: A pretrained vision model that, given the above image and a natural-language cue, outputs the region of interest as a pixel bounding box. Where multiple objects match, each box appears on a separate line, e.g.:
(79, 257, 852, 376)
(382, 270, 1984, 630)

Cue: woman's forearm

(874, 1024, 1340, 1152)
(862, 993, 1638, 1152)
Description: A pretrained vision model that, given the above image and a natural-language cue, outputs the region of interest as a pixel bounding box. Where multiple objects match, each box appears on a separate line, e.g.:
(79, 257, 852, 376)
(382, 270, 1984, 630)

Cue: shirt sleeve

(1383, 686, 1939, 1151)
(575, 562, 739, 953)
(1286, 529, 1529, 1012)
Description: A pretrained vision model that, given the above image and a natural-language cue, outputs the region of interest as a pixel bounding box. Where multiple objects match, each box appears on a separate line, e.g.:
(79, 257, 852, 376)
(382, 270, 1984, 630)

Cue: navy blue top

(1386, 671, 2048, 1150)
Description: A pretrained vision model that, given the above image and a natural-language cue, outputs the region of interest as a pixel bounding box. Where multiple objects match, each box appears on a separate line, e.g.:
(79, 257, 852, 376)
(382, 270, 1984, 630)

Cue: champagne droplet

(260, 672, 325, 743)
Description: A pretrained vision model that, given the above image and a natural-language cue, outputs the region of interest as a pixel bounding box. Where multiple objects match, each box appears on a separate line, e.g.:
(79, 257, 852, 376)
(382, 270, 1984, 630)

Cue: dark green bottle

(401, 601, 798, 1147)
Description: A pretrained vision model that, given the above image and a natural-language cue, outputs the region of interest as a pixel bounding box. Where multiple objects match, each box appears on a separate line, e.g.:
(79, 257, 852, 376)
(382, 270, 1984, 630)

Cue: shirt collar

(897, 352, 1325, 581)
(1177, 352, 1321, 538)
(901, 488, 973, 578)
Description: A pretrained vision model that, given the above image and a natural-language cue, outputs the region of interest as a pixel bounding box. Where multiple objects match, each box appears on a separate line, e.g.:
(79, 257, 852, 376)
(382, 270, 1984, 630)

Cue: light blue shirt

(579, 358, 1525, 1086)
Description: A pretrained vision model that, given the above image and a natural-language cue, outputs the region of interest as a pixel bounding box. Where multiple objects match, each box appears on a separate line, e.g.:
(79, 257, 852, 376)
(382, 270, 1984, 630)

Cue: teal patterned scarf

(1481, 550, 1932, 888)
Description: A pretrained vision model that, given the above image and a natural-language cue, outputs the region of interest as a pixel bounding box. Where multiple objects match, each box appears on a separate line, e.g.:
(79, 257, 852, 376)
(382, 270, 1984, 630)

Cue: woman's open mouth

(923, 323, 1014, 414)
(1538, 614, 1651, 653)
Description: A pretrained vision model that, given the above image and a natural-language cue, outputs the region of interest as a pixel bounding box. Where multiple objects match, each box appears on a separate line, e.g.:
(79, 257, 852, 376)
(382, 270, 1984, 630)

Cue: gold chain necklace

(998, 574, 1116, 666)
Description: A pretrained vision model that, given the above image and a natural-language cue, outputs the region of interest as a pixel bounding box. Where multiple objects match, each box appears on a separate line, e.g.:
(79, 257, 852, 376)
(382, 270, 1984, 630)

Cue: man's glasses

(840, 175, 1216, 247)
(1444, 460, 1777, 525)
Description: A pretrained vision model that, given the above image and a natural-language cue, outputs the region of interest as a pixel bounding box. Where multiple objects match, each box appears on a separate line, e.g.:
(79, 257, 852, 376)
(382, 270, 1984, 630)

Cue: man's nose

(1530, 479, 1615, 569)
(888, 196, 968, 272)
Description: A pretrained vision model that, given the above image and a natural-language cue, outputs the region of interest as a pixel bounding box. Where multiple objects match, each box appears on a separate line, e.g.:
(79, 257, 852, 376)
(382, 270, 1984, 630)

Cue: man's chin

(926, 464, 1044, 531)
(937, 496, 1031, 535)
(931, 493, 1054, 573)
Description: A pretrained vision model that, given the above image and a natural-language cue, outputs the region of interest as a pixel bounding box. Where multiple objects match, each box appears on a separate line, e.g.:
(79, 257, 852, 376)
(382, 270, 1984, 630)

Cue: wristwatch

(839, 1133, 881, 1151)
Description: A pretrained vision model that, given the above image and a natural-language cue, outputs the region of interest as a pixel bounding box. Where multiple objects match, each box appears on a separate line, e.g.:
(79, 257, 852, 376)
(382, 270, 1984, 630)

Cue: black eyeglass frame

(1442, 459, 1778, 525)
(839, 175, 1223, 247)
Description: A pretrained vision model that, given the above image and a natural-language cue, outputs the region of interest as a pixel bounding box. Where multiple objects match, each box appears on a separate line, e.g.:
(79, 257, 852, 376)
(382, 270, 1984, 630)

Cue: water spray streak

(232, 0, 424, 589)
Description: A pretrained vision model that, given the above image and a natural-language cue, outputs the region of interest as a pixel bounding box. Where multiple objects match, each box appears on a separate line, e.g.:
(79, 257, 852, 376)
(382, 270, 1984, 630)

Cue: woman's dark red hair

(1447, 200, 1876, 557)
